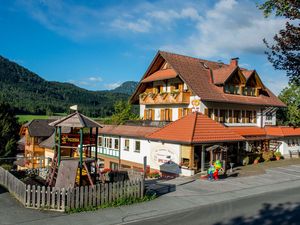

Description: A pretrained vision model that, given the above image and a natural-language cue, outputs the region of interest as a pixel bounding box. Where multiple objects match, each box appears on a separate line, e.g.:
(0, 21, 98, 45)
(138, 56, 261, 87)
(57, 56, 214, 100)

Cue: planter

(253, 159, 259, 164)
(276, 156, 281, 161)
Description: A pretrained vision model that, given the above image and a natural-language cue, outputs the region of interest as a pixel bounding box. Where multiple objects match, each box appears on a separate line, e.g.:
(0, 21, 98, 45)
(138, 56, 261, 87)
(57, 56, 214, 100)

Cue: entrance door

(194, 145, 210, 171)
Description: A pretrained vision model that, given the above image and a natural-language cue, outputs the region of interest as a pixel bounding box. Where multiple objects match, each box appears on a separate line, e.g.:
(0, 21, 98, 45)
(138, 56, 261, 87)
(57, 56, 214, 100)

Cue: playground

(0, 111, 145, 212)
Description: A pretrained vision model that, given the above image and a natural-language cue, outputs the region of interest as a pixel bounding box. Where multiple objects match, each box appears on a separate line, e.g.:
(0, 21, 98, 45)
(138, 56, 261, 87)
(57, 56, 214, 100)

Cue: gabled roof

(99, 125, 159, 139)
(213, 66, 239, 84)
(39, 132, 55, 149)
(141, 68, 177, 83)
(265, 126, 300, 137)
(24, 119, 55, 137)
(49, 112, 103, 128)
(147, 113, 245, 144)
(130, 51, 286, 107)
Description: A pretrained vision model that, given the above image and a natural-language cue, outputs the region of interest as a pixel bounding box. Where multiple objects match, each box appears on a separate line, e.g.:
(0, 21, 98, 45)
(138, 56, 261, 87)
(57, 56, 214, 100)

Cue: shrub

(147, 171, 160, 179)
(242, 156, 249, 166)
(262, 151, 274, 162)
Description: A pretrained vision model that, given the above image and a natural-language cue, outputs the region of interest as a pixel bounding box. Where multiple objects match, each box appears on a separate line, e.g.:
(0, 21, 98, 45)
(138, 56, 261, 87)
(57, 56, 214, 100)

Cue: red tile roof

(242, 70, 254, 80)
(130, 51, 286, 107)
(141, 68, 177, 83)
(213, 66, 237, 84)
(147, 113, 245, 144)
(228, 126, 266, 136)
(99, 125, 159, 139)
(265, 126, 300, 137)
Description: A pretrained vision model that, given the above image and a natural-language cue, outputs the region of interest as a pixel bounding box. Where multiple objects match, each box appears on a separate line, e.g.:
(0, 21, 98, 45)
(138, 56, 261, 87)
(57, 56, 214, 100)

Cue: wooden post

(201, 145, 205, 172)
(143, 156, 147, 178)
(58, 126, 62, 166)
(95, 127, 98, 180)
(79, 128, 83, 186)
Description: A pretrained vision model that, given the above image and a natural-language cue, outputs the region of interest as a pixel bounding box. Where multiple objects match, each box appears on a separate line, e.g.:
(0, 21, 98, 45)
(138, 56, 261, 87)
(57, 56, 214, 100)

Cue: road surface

(126, 187, 300, 225)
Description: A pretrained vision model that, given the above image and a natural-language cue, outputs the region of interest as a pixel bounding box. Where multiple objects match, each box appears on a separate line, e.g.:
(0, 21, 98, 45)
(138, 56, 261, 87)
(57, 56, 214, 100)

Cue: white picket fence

(0, 167, 144, 212)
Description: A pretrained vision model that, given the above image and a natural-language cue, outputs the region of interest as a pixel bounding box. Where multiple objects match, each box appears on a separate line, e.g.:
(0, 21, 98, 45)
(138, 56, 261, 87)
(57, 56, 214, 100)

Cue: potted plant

(253, 156, 260, 164)
(159, 91, 168, 99)
(148, 92, 157, 99)
(139, 92, 148, 100)
(274, 151, 282, 161)
(170, 89, 180, 98)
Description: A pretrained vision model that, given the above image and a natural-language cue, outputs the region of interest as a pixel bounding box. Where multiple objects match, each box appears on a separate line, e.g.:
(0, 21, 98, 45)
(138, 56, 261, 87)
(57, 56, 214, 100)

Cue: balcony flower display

(170, 89, 180, 98)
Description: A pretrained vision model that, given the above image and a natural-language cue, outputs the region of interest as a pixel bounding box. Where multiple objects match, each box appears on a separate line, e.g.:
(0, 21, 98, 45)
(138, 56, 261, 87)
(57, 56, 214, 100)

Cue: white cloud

(105, 82, 122, 90)
(164, 0, 287, 58)
(111, 19, 152, 33)
(88, 76, 103, 82)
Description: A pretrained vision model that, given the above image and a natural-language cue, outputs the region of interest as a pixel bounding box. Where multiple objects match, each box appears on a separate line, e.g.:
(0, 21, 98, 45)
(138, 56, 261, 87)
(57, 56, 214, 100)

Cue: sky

(0, 0, 290, 94)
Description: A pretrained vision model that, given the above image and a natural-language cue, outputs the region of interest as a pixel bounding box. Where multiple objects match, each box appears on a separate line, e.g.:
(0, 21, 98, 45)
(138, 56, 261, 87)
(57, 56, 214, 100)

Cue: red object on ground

(213, 170, 219, 180)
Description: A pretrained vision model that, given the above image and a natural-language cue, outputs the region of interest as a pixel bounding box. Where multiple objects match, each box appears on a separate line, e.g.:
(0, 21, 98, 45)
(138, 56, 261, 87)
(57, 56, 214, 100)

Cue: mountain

(0, 55, 138, 117)
(111, 81, 139, 95)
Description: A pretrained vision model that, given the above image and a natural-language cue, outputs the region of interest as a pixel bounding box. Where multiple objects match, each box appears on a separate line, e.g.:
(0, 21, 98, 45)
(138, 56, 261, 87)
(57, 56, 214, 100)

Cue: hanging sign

(60, 134, 96, 146)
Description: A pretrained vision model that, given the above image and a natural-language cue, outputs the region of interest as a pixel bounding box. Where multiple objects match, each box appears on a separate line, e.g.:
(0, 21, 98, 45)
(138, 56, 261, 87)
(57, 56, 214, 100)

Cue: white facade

(278, 137, 300, 157)
(96, 134, 191, 176)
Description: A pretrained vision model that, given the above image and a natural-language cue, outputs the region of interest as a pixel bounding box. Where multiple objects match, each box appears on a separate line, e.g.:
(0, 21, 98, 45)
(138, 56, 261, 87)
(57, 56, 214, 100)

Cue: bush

(274, 151, 282, 157)
(147, 171, 160, 179)
(0, 164, 13, 171)
(242, 156, 249, 166)
(262, 151, 274, 162)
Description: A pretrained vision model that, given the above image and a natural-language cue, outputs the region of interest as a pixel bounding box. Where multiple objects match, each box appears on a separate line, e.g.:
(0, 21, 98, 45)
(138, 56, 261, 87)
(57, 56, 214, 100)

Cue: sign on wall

(189, 96, 201, 112)
(150, 143, 180, 174)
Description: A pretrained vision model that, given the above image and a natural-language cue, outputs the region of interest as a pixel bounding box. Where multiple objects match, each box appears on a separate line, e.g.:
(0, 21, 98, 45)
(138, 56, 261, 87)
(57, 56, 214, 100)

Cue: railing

(93, 147, 120, 158)
(139, 91, 191, 105)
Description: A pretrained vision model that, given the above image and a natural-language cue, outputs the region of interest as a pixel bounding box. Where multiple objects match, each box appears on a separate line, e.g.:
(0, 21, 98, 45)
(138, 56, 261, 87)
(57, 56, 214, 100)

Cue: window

(245, 111, 252, 123)
(144, 109, 154, 120)
(114, 139, 119, 150)
(266, 112, 272, 121)
(219, 109, 226, 123)
(110, 162, 118, 170)
(98, 136, 103, 147)
(233, 110, 240, 123)
(160, 108, 172, 121)
(135, 141, 141, 153)
(105, 138, 112, 149)
(124, 139, 130, 151)
(224, 85, 241, 95)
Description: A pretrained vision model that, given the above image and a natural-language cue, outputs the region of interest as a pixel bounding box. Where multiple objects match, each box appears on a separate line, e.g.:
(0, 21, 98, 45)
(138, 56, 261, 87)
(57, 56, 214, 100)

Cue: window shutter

(242, 111, 246, 123)
(178, 83, 183, 92)
(169, 109, 173, 121)
(229, 110, 233, 123)
(178, 108, 183, 119)
(204, 108, 208, 116)
(160, 109, 165, 121)
(151, 109, 155, 120)
(144, 109, 147, 120)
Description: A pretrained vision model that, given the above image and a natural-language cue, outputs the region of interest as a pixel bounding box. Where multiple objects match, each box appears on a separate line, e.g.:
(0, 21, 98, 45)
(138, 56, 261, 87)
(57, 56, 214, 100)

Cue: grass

(17, 115, 49, 123)
(66, 194, 157, 213)
(16, 113, 67, 124)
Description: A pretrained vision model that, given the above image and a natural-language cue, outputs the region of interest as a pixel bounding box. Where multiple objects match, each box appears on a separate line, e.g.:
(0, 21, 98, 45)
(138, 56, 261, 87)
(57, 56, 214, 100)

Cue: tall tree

(259, 1, 300, 84)
(0, 102, 20, 157)
(110, 101, 139, 125)
(277, 83, 300, 126)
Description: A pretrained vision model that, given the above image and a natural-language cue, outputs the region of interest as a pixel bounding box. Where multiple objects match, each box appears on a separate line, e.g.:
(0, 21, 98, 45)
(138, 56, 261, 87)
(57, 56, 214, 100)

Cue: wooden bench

(289, 150, 300, 158)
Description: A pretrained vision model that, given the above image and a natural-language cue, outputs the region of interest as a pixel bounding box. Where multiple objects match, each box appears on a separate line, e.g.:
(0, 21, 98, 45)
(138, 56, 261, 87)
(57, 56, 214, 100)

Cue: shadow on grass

(214, 202, 300, 225)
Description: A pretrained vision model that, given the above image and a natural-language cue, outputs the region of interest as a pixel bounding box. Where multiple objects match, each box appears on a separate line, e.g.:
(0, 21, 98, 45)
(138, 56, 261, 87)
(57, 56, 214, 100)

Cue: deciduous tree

(259, 0, 300, 84)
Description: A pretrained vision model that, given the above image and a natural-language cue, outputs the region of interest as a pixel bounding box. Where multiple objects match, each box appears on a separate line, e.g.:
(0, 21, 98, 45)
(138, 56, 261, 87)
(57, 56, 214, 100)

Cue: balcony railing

(91, 146, 120, 158)
(139, 91, 191, 105)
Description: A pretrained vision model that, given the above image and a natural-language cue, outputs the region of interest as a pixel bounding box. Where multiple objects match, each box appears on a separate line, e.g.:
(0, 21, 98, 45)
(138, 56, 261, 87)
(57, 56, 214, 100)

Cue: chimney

(230, 57, 239, 67)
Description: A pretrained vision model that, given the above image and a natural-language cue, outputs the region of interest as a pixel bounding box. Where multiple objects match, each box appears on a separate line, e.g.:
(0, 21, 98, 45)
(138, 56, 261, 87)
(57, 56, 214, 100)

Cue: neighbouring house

(94, 51, 300, 176)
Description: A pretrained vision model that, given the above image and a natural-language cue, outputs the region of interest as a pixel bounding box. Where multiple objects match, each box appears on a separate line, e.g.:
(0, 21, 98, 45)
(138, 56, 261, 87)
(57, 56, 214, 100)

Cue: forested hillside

(0, 55, 138, 117)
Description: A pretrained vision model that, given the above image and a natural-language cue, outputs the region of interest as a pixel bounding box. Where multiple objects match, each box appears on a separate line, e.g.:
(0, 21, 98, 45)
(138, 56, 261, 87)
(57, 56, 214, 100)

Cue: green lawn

(17, 115, 49, 124)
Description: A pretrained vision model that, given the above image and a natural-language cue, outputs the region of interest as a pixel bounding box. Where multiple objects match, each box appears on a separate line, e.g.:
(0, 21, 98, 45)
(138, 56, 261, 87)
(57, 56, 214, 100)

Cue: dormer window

(224, 84, 241, 95)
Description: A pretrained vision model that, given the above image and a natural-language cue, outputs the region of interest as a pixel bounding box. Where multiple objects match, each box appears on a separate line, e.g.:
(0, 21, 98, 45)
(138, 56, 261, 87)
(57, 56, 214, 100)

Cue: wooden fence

(0, 167, 26, 203)
(0, 167, 144, 212)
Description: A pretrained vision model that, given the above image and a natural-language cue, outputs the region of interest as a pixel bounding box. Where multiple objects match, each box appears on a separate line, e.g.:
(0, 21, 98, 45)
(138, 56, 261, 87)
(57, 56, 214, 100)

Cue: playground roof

(49, 112, 103, 128)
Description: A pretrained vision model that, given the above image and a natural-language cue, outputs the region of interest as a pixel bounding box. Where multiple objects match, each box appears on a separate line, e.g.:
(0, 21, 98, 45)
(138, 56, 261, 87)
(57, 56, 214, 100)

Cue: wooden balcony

(139, 91, 191, 105)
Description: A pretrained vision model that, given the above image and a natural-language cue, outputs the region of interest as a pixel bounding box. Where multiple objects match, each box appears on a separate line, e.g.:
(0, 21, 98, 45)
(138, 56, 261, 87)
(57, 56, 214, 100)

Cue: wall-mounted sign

(150, 146, 180, 174)
(60, 134, 96, 146)
(189, 96, 201, 112)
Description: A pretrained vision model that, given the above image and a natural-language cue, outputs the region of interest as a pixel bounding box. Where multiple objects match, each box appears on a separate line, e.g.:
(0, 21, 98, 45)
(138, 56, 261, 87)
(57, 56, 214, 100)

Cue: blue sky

(0, 0, 289, 94)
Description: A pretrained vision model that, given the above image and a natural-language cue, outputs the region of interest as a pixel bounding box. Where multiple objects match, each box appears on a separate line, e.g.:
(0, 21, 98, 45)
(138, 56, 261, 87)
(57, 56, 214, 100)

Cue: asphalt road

(125, 187, 300, 225)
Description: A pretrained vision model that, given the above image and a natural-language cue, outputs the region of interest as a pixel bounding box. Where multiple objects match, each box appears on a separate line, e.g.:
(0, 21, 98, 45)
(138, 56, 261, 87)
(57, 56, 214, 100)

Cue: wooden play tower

(46, 111, 102, 188)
